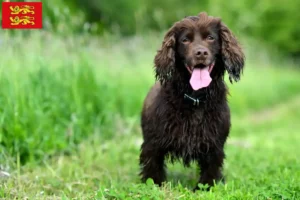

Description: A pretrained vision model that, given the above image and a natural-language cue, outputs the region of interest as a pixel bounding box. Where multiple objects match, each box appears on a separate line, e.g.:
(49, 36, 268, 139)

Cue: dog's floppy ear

(220, 22, 245, 83)
(154, 25, 177, 85)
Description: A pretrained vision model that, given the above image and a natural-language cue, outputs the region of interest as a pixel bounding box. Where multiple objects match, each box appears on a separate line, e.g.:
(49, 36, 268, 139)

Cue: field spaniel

(139, 12, 245, 190)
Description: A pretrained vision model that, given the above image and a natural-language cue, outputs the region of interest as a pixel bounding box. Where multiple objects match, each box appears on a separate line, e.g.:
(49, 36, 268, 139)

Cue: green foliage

(3, 0, 299, 54)
(1, 31, 300, 165)
(0, 29, 300, 200)
(1, 103, 300, 198)
(248, 0, 300, 56)
(0, 32, 151, 163)
(35, 0, 300, 55)
(41, 0, 86, 34)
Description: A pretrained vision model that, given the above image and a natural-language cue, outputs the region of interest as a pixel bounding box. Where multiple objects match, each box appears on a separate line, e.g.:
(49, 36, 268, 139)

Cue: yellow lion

(10, 16, 35, 26)
(10, 5, 35, 15)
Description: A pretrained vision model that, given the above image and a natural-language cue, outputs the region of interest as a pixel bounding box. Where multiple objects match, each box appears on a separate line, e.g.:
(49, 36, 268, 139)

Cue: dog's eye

(207, 35, 215, 41)
(181, 37, 190, 43)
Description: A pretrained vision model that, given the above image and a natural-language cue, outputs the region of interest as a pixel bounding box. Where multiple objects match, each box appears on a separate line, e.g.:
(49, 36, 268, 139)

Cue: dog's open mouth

(185, 62, 215, 90)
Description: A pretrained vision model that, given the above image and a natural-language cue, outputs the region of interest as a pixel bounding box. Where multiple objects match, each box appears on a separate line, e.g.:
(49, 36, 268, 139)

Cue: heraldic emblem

(2, 2, 42, 29)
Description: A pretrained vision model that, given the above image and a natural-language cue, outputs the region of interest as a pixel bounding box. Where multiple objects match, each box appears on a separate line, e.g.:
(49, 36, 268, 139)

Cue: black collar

(183, 93, 207, 107)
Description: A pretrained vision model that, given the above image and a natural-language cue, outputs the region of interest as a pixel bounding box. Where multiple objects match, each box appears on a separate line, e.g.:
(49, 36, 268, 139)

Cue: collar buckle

(184, 93, 205, 107)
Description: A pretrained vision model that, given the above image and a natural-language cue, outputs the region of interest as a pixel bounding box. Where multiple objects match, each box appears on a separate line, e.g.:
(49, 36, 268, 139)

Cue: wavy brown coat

(139, 12, 245, 190)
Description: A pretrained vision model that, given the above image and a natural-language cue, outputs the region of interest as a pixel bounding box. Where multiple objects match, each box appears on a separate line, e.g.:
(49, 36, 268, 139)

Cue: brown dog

(139, 12, 245, 190)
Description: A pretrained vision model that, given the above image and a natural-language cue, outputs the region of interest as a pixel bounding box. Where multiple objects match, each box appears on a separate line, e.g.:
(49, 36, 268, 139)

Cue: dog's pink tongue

(189, 67, 212, 90)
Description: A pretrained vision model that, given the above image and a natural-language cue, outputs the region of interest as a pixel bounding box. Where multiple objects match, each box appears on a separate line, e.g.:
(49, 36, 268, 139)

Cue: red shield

(2, 2, 43, 29)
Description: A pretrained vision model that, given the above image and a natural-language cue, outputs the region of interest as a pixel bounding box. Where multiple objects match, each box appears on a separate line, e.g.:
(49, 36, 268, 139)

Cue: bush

(41, 0, 300, 56)
(2, 1, 300, 55)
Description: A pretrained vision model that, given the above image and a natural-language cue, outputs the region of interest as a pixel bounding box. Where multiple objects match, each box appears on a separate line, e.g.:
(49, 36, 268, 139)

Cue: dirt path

(245, 95, 300, 124)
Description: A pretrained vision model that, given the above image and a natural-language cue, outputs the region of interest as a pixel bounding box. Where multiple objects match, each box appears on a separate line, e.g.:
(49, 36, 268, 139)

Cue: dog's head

(155, 12, 245, 90)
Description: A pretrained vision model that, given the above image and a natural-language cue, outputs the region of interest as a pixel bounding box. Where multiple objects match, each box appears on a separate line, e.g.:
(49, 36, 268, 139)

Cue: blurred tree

(2, 0, 299, 56)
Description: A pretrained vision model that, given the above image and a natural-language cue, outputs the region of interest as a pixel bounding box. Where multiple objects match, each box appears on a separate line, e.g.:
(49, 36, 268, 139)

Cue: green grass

(0, 31, 300, 199)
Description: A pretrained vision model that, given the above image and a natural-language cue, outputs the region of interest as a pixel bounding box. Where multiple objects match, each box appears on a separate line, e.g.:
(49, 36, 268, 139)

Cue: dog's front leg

(194, 149, 226, 191)
(139, 142, 166, 186)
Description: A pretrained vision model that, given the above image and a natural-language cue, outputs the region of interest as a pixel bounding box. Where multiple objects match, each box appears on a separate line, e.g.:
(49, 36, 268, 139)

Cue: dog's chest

(160, 108, 216, 149)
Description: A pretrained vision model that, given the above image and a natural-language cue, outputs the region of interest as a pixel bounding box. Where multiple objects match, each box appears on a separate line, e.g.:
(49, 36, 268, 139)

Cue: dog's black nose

(195, 48, 208, 58)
